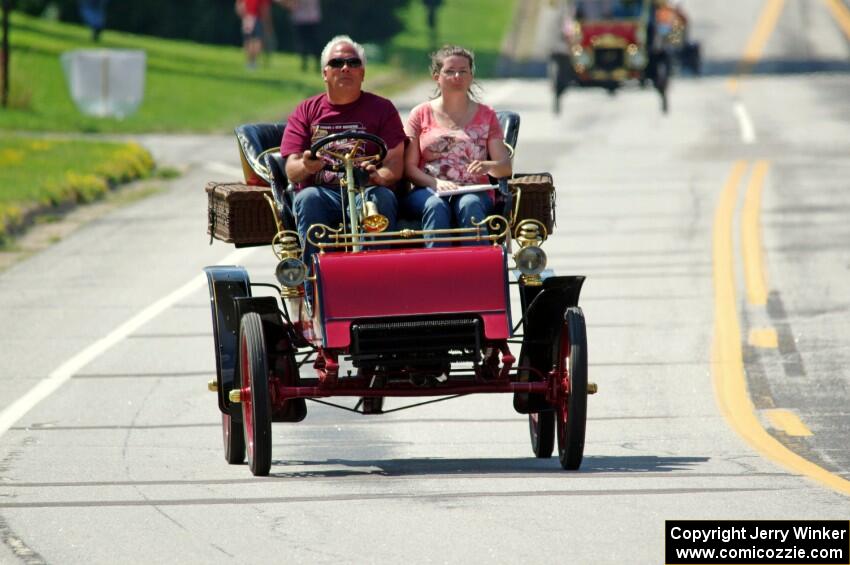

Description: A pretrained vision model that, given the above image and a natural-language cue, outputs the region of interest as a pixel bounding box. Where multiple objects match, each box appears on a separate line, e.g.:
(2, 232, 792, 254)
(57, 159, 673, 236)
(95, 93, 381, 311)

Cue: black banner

(666, 520, 849, 564)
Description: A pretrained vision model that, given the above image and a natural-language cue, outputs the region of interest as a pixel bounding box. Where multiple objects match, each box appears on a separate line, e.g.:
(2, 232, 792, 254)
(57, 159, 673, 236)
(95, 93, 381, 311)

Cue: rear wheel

(529, 410, 555, 458)
(556, 307, 588, 470)
(520, 349, 555, 458)
(240, 312, 272, 476)
(222, 412, 245, 464)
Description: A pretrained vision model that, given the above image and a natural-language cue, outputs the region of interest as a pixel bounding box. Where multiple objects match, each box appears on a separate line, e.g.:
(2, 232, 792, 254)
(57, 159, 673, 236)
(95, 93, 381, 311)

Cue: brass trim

(207, 379, 218, 392)
(228, 389, 241, 403)
(514, 219, 549, 245)
(588, 382, 598, 395)
(520, 274, 543, 287)
(591, 34, 628, 49)
(263, 193, 284, 234)
(271, 230, 303, 260)
(306, 215, 511, 251)
(281, 286, 305, 299)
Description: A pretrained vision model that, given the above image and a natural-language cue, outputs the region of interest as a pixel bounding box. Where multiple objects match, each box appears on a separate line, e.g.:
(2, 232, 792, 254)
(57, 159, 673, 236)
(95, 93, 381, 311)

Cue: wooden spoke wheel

(555, 307, 588, 470)
(240, 312, 272, 476)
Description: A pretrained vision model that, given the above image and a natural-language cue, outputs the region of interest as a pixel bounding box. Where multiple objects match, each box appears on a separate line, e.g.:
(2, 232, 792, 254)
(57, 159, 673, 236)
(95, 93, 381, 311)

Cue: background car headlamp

(275, 258, 307, 287)
(515, 246, 547, 276)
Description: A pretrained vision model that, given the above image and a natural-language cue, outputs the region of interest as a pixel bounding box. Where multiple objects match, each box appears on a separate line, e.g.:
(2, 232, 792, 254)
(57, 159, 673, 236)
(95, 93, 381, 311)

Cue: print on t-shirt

(421, 123, 491, 184)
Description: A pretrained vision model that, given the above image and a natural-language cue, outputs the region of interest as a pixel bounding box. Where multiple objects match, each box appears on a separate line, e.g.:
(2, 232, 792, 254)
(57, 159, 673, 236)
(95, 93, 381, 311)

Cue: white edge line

(733, 101, 757, 144)
(0, 247, 257, 437)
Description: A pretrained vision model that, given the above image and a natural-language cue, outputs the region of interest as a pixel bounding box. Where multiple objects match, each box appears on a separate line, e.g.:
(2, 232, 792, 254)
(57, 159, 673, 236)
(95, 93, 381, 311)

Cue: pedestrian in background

(282, 0, 322, 72)
(423, 0, 442, 50)
(260, 0, 278, 66)
(235, 0, 266, 69)
(78, 0, 110, 42)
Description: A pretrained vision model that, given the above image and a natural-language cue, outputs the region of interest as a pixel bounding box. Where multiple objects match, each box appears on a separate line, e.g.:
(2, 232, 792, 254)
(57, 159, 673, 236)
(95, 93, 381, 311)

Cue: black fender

(514, 275, 585, 414)
(204, 265, 251, 415)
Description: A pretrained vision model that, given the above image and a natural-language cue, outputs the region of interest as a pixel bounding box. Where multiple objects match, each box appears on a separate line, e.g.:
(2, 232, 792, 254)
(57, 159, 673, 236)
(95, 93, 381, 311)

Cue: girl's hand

(435, 179, 458, 192)
(466, 160, 492, 175)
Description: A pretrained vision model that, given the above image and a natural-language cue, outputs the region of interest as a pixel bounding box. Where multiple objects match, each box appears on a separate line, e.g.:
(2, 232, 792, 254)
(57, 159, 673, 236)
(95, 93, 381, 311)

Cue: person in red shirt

(235, 0, 269, 68)
(281, 35, 406, 286)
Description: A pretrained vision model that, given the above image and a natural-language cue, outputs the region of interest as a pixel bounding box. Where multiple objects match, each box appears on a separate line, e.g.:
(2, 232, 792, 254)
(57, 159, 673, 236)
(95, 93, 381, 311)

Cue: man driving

(281, 34, 406, 285)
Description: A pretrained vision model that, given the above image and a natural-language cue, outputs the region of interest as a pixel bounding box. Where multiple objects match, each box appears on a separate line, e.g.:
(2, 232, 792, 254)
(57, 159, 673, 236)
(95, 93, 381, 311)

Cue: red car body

(314, 246, 511, 349)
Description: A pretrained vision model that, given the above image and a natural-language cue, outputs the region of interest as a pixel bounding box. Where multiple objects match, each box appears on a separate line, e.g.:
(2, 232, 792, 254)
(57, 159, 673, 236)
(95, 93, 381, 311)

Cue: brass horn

(361, 200, 389, 233)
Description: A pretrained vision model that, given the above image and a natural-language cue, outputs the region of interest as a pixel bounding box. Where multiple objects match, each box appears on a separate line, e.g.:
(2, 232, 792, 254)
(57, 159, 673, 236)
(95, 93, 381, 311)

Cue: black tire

(556, 307, 588, 470)
(529, 410, 555, 458)
(222, 412, 245, 464)
(240, 312, 272, 476)
(519, 349, 555, 458)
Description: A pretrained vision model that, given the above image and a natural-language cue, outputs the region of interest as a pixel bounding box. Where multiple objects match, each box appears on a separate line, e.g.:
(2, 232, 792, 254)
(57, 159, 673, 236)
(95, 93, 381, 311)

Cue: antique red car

(204, 114, 595, 476)
(550, 0, 673, 113)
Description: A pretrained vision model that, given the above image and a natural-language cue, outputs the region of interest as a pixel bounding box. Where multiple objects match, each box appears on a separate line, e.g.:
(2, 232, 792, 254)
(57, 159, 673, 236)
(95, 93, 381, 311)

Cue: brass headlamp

(513, 220, 548, 286)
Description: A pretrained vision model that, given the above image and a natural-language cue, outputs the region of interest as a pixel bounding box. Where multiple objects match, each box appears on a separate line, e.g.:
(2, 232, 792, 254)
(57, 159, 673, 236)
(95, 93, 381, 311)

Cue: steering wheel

(309, 131, 388, 173)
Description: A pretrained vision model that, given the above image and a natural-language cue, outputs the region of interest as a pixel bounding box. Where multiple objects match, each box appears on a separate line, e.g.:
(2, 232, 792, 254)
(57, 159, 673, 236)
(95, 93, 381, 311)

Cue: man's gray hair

(320, 35, 367, 67)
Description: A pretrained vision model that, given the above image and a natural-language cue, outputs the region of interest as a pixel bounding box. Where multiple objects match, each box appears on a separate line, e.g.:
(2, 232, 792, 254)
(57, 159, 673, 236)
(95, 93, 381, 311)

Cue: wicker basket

(508, 173, 556, 234)
(206, 182, 278, 246)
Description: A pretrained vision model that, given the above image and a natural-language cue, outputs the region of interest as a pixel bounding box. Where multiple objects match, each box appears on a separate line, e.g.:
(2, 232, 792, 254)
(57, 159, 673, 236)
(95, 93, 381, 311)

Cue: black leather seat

(233, 112, 521, 235)
(234, 123, 295, 231)
(497, 110, 520, 156)
(494, 110, 521, 219)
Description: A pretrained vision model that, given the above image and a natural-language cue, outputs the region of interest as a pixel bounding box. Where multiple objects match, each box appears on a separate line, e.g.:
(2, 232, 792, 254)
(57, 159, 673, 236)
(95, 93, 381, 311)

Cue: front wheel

(556, 307, 588, 470)
(240, 312, 272, 476)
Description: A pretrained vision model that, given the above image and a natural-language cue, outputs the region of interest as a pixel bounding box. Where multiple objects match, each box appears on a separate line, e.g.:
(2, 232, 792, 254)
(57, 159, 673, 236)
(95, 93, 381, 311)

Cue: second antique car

(203, 113, 596, 476)
(550, 0, 672, 113)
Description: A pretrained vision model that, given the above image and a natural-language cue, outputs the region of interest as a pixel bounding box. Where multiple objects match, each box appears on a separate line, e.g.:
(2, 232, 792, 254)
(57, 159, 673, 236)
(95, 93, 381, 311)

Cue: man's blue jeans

(402, 187, 493, 248)
(293, 185, 398, 298)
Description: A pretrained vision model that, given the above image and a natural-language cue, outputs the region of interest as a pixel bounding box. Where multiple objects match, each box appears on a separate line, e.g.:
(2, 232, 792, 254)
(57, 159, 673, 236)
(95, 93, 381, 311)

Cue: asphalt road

(0, 1, 848, 563)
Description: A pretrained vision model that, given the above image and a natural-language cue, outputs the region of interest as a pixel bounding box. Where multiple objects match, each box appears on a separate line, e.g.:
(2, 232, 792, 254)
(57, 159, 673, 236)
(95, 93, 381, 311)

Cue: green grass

(1, 5, 517, 133)
(0, 4, 518, 241)
(1, 12, 333, 133)
(389, 0, 518, 77)
(0, 133, 154, 240)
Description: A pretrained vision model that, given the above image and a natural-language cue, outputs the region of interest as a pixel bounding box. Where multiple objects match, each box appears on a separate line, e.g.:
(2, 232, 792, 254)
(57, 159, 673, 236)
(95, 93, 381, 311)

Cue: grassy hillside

(1, 2, 517, 133)
(0, 12, 331, 133)
(390, 0, 518, 76)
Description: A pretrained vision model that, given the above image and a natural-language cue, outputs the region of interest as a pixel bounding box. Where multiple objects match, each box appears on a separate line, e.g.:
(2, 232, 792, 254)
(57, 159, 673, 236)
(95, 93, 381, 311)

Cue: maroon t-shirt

(280, 91, 406, 189)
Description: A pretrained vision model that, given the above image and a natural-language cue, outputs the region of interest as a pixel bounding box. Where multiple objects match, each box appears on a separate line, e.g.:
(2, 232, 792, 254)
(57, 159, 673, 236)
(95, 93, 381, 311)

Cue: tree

(1, 0, 10, 108)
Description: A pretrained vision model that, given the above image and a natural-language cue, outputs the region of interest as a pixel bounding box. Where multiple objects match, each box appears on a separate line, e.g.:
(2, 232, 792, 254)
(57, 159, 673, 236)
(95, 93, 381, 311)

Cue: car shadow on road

(267, 455, 711, 478)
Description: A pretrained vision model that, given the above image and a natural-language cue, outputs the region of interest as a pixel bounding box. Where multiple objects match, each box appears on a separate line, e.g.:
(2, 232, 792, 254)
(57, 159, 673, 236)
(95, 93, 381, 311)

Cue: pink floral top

(406, 101, 504, 185)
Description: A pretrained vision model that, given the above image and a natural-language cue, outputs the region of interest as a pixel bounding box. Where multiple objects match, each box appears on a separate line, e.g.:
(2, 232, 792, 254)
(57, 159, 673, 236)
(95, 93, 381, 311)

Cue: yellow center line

(824, 0, 850, 40)
(712, 161, 850, 497)
(765, 409, 814, 437)
(727, 0, 787, 93)
(742, 160, 770, 306)
(749, 328, 778, 348)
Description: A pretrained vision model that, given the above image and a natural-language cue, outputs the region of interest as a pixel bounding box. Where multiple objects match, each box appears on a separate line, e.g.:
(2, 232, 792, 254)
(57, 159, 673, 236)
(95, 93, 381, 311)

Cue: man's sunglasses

(326, 57, 363, 69)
